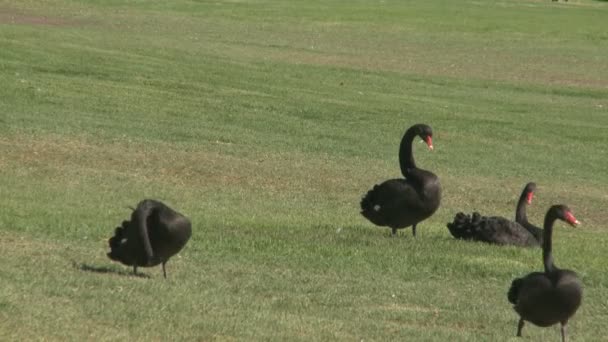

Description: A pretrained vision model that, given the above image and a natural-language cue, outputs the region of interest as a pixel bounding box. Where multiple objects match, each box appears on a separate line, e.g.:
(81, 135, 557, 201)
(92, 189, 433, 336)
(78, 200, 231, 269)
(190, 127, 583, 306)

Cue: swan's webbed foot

(517, 318, 524, 337)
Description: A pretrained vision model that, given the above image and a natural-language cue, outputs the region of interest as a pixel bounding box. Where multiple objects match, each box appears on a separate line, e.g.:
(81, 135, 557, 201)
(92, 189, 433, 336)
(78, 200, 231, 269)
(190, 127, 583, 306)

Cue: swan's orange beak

(565, 211, 580, 226)
(424, 136, 433, 150)
(526, 192, 534, 205)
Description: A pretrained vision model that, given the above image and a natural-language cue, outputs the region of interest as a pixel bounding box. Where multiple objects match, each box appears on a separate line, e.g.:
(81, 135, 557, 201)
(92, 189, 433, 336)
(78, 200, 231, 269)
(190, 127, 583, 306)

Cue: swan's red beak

(526, 192, 534, 205)
(564, 211, 580, 226)
(424, 136, 433, 150)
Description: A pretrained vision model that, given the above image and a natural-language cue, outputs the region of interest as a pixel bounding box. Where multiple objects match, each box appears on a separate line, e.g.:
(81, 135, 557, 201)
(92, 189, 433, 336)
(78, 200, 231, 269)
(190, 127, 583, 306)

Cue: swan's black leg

(516, 318, 524, 337)
(133, 265, 138, 275)
(162, 262, 167, 279)
(412, 224, 417, 237)
(391, 227, 397, 236)
(560, 321, 567, 342)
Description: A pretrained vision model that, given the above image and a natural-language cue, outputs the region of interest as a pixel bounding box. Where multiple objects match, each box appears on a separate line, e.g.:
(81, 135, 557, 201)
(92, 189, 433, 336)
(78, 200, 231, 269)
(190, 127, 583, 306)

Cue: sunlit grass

(0, 0, 607, 340)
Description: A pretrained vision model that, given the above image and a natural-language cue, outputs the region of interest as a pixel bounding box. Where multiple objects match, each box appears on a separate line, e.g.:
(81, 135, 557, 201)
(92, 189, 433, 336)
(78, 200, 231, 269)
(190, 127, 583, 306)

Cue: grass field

(1, 0, 607, 340)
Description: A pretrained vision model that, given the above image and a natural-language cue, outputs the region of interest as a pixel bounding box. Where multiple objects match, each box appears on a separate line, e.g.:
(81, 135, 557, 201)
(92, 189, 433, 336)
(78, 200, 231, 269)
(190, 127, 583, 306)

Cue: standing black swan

(507, 205, 582, 341)
(360, 123, 441, 236)
(107, 199, 192, 278)
(446, 182, 542, 246)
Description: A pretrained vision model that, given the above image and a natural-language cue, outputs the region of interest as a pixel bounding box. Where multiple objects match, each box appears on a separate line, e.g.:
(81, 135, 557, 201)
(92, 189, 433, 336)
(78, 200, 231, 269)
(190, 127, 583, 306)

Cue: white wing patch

(374, 205, 381, 211)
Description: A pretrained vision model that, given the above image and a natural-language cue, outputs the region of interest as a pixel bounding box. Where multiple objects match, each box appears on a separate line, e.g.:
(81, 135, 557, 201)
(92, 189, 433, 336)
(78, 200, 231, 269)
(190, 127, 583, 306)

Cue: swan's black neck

(398, 126, 420, 177)
(542, 209, 559, 273)
(515, 190, 529, 224)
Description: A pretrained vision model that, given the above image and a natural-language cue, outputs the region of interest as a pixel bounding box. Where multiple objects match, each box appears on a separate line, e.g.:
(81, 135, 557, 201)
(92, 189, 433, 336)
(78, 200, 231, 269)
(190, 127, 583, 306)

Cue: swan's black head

(523, 182, 537, 204)
(412, 124, 434, 150)
(551, 204, 580, 227)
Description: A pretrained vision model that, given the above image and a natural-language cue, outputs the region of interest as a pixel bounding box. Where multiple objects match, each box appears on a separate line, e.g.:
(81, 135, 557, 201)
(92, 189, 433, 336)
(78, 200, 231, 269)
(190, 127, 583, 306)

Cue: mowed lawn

(1, 0, 607, 340)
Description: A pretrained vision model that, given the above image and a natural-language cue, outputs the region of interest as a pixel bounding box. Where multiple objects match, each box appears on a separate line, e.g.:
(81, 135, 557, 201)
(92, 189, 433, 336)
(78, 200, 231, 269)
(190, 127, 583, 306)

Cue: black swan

(507, 204, 582, 341)
(107, 199, 192, 278)
(446, 182, 542, 246)
(360, 123, 441, 236)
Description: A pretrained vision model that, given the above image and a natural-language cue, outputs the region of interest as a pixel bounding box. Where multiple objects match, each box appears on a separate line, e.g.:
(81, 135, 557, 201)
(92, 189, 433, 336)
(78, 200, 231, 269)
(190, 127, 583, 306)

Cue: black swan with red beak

(360, 123, 441, 237)
(507, 204, 582, 341)
(446, 182, 542, 246)
(107, 199, 192, 278)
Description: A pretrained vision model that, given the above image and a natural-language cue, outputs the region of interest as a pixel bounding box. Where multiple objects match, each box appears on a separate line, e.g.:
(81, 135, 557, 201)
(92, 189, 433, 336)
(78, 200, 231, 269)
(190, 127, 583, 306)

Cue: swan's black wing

(509, 272, 549, 305)
(510, 272, 562, 326)
(478, 217, 539, 246)
(361, 178, 424, 228)
(447, 213, 539, 246)
(508, 277, 524, 304)
(148, 204, 193, 262)
(512, 270, 582, 328)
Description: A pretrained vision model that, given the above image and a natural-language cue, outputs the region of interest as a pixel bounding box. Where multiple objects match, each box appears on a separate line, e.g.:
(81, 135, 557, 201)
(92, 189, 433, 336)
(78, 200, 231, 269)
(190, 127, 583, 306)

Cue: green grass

(1, 0, 607, 340)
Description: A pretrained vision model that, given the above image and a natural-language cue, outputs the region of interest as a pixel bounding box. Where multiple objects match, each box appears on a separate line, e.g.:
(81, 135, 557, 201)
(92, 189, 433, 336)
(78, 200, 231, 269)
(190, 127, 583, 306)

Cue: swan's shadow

(73, 262, 150, 278)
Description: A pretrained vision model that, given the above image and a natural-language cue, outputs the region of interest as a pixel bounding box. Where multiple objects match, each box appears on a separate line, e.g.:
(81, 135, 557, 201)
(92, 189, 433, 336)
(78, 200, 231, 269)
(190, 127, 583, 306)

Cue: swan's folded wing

(369, 179, 424, 212)
(513, 273, 553, 318)
(476, 217, 533, 245)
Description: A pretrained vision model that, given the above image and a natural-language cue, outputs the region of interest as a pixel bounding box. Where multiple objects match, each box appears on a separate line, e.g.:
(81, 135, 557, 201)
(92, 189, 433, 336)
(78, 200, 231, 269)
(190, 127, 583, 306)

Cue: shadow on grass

(73, 261, 150, 278)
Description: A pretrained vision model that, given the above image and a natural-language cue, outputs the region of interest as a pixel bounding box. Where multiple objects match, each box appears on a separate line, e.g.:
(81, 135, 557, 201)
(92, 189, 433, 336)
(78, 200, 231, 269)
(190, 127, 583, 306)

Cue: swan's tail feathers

(360, 185, 388, 226)
(508, 278, 524, 304)
(446, 212, 484, 239)
(107, 220, 131, 263)
(360, 185, 377, 212)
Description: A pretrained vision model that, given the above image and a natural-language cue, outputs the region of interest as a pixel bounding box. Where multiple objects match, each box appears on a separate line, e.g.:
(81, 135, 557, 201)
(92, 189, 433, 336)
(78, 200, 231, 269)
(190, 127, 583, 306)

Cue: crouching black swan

(360, 123, 441, 237)
(107, 199, 192, 278)
(446, 182, 542, 246)
(507, 205, 582, 341)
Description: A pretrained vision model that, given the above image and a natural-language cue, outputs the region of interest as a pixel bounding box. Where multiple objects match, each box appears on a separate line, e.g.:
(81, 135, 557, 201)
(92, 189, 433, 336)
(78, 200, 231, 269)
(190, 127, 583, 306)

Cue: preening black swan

(446, 182, 542, 246)
(507, 205, 582, 341)
(107, 199, 192, 278)
(360, 123, 441, 236)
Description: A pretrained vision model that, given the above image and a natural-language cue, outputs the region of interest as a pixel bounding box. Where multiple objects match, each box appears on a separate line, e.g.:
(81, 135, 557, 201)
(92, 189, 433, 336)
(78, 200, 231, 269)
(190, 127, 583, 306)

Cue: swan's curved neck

(398, 127, 419, 177)
(542, 210, 558, 273)
(515, 191, 529, 225)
